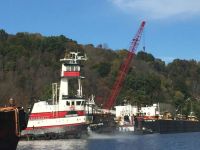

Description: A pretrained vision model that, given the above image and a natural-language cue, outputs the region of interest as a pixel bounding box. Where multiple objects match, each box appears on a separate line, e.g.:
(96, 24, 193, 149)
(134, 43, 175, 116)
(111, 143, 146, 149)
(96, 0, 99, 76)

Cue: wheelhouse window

(66, 101, 70, 106)
(76, 101, 81, 106)
(66, 66, 70, 71)
(75, 66, 80, 71)
(81, 101, 85, 106)
(72, 101, 75, 106)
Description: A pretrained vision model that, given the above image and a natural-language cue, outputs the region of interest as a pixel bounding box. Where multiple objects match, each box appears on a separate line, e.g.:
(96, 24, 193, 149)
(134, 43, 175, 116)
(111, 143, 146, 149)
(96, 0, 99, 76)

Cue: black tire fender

(44, 133, 51, 140)
(50, 133, 58, 140)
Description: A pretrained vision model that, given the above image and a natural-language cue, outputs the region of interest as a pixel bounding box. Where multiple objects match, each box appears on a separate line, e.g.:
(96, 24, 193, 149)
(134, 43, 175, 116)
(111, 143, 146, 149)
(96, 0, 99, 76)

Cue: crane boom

(103, 21, 146, 110)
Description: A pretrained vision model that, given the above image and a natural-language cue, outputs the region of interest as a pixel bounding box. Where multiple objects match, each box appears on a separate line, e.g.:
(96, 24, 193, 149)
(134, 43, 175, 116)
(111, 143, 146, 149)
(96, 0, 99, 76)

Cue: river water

(17, 132, 200, 150)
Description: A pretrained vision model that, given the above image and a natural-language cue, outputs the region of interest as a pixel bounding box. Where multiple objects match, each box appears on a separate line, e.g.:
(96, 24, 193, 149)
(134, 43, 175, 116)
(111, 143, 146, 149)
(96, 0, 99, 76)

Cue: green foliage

(40, 85, 52, 101)
(136, 51, 155, 62)
(0, 29, 200, 118)
(0, 29, 8, 41)
(151, 59, 166, 72)
(124, 72, 161, 105)
(93, 62, 111, 77)
(173, 91, 185, 108)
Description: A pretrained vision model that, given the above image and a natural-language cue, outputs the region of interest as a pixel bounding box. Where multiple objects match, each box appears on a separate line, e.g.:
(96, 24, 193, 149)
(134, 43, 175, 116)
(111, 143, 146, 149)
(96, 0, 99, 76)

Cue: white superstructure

(115, 103, 137, 132)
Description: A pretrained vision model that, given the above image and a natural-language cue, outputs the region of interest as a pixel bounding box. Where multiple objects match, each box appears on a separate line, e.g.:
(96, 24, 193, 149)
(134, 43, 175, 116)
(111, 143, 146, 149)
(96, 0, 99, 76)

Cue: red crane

(103, 21, 146, 110)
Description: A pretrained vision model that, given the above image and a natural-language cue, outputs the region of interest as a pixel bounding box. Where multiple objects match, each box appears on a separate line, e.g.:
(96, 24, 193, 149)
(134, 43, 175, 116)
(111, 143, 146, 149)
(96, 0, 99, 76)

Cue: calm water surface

(17, 132, 200, 150)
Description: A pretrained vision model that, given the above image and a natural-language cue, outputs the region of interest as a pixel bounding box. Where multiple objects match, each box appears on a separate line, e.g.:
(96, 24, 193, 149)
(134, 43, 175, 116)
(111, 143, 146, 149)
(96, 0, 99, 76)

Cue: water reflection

(17, 132, 200, 150)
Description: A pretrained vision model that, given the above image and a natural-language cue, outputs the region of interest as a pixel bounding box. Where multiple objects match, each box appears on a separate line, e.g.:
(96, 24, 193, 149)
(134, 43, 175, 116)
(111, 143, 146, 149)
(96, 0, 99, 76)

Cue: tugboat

(21, 51, 89, 140)
(0, 98, 27, 150)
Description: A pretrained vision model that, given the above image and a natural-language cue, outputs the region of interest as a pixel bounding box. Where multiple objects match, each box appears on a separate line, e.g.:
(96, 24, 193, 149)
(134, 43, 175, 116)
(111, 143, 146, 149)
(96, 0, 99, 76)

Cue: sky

(0, 0, 200, 63)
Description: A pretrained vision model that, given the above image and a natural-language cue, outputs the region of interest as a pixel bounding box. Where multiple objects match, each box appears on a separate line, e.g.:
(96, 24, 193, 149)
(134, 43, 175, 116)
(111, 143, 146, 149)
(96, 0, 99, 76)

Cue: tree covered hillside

(0, 29, 200, 117)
